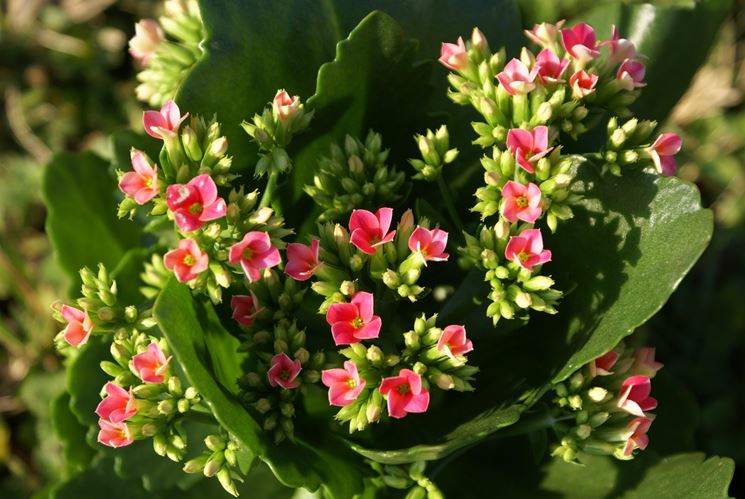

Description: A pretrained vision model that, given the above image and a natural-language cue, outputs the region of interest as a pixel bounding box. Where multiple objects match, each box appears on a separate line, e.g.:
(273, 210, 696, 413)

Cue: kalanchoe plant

(45, 4, 732, 498)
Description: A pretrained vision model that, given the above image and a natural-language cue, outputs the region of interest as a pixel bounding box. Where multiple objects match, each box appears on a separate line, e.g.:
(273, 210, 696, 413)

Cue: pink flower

(321, 361, 366, 407)
(439, 37, 469, 71)
(231, 293, 263, 326)
(569, 70, 598, 99)
(272, 89, 300, 121)
(437, 325, 473, 357)
(534, 49, 569, 84)
(143, 100, 188, 139)
(128, 19, 164, 65)
(132, 342, 172, 384)
(379, 369, 430, 419)
(348, 208, 396, 255)
(505, 228, 552, 271)
(560, 23, 599, 63)
(228, 231, 281, 282)
(496, 58, 538, 95)
(325, 291, 382, 345)
(166, 174, 227, 232)
(621, 417, 653, 457)
(602, 25, 637, 65)
(617, 375, 657, 417)
(647, 133, 682, 176)
(163, 238, 209, 283)
(589, 350, 619, 377)
(500, 181, 542, 223)
(95, 383, 137, 423)
(524, 21, 565, 48)
(285, 239, 320, 281)
(616, 59, 646, 91)
(408, 227, 449, 264)
(98, 419, 133, 448)
(632, 348, 663, 378)
(61, 305, 93, 347)
(119, 149, 159, 204)
(506, 126, 549, 174)
(267, 353, 302, 389)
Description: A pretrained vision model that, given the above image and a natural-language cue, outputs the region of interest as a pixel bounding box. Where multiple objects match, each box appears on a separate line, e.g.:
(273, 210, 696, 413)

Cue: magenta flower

(348, 208, 396, 255)
(589, 350, 620, 377)
(616, 59, 646, 91)
(437, 325, 473, 357)
(621, 417, 653, 457)
(506, 126, 549, 174)
(163, 238, 209, 283)
(524, 21, 565, 48)
(379, 369, 430, 419)
(602, 25, 637, 65)
(128, 19, 164, 65)
(534, 49, 569, 84)
(496, 58, 538, 95)
(505, 228, 552, 271)
(272, 89, 300, 121)
(132, 342, 171, 384)
(285, 239, 320, 281)
(119, 149, 159, 204)
(632, 348, 664, 378)
(143, 100, 188, 139)
(408, 227, 449, 264)
(647, 133, 682, 176)
(560, 23, 599, 63)
(617, 375, 657, 417)
(500, 181, 543, 223)
(267, 353, 302, 389)
(569, 69, 599, 99)
(439, 36, 468, 71)
(61, 304, 93, 347)
(321, 361, 366, 407)
(166, 174, 227, 232)
(231, 293, 263, 326)
(95, 383, 137, 423)
(98, 419, 134, 448)
(325, 291, 382, 345)
(228, 231, 281, 282)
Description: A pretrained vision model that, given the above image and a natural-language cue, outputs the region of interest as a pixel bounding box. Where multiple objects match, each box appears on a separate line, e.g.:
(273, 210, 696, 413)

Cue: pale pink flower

(439, 37, 469, 71)
(321, 361, 366, 407)
(632, 348, 664, 378)
(617, 375, 657, 417)
(143, 100, 188, 139)
(119, 149, 159, 204)
(437, 325, 473, 357)
(602, 25, 637, 65)
(61, 305, 93, 347)
(560, 23, 599, 63)
(98, 419, 134, 448)
(524, 21, 565, 48)
(589, 350, 619, 377)
(272, 89, 300, 121)
(569, 69, 599, 99)
(267, 353, 302, 389)
(408, 227, 449, 264)
(231, 293, 263, 326)
(534, 49, 569, 84)
(647, 133, 682, 176)
(349, 208, 396, 255)
(325, 291, 382, 345)
(496, 58, 538, 95)
(129, 19, 164, 65)
(506, 126, 549, 174)
(285, 239, 320, 281)
(95, 383, 137, 423)
(132, 342, 172, 384)
(616, 59, 646, 91)
(228, 231, 281, 282)
(505, 228, 552, 271)
(166, 174, 227, 232)
(621, 417, 653, 457)
(379, 369, 430, 419)
(500, 181, 542, 223)
(163, 238, 209, 283)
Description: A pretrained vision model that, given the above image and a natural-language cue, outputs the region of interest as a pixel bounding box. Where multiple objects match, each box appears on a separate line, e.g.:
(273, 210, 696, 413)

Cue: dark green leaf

(51, 392, 96, 474)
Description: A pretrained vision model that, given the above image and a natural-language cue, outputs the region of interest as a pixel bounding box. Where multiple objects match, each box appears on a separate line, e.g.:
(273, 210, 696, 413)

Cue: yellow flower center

(189, 202, 203, 215)
(242, 247, 254, 260)
(515, 195, 528, 208)
(397, 383, 410, 395)
(183, 254, 195, 266)
(351, 317, 364, 329)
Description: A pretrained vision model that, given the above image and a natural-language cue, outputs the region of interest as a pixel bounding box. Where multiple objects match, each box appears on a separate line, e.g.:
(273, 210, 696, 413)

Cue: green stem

(259, 170, 279, 209)
(436, 175, 464, 235)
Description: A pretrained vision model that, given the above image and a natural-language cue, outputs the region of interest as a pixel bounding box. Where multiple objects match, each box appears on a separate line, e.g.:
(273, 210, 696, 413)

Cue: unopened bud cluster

(409, 125, 459, 181)
(368, 460, 445, 499)
(183, 433, 250, 497)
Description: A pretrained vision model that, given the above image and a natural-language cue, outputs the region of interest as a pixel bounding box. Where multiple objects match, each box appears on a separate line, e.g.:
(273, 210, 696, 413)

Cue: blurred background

(0, 0, 743, 497)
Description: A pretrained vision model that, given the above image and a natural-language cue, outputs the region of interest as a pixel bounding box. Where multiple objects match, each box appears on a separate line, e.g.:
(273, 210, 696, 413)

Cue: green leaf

(51, 457, 153, 499)
(44, 152, 142, 293)
(51, 393, 96, 474)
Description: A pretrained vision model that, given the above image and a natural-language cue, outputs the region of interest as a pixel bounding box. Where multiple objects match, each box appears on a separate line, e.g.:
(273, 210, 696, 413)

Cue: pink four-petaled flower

(166, 174, 227, 232)
(325, 291, 382, 345)
(506, 126, 550, 174)
(348, 208, 396, 255)
(500, 181, 543, 223)
(589, 350, 619, 377)
(163, 238, 209, 283)
(119, 149, 159, 204)
(437, 325, 473, 357)
(616, 59, 646, 91)
(534, 49, 569, 84)
(560, 23, 599, 63)
(98, 419, 134, 448)
(228, 231, 281, 282)
(602, 25, 637, 64)
(321, 361, 366, 407)
(632, 348, 664, 378)
(128, 19, 164, 65)
(143, 100, 188, 139)
(438, 36, 469, 71)
(569, 70, 599, 98)
(379, 369, 430, 419)
(647, 133, 682, 176)
(267, 353, 302, 389)
(61, 304, 93, 347)
(505, 228, 552, 271)
(285, 239, 321, 281)
(617, 375, 657, 417)
(272, 89, 300, 121)
(95, 382, 137, 423)
(621, 417, 653, 457)
(230, 293, 263, 326)
(408, 227, 449, 264)
(496, 58, 538, 96)
(524, 21, 565, 48)
(132, 342, 172, 384)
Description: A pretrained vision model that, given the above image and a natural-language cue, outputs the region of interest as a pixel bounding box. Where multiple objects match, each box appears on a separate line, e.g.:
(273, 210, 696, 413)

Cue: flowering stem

(436, 175, 464, 234)
(259, 170, 279, 209)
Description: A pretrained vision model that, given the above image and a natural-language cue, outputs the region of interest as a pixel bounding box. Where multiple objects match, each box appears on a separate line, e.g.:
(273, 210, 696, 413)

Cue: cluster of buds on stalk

(601, 117, 683, 177)
(304, 131, 407, 221)
(183, 433, 252, 497)
(409, 125, 459, 181)
(550, 343, 663, 462)
(368, 460, 445, 498)
(131, 0, 204, 106)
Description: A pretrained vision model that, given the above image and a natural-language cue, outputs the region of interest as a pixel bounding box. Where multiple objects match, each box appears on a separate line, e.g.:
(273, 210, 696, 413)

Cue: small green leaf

(51, 393, 96, 474)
